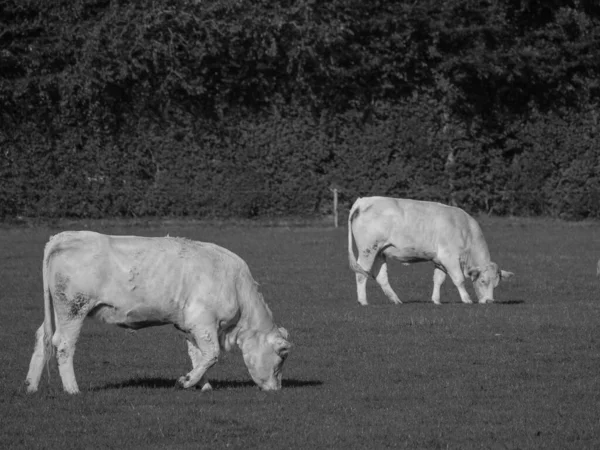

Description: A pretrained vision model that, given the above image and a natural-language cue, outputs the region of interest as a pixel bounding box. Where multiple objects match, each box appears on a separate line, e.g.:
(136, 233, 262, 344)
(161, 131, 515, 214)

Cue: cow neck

(467, 235, 492, 269)
(238, 290, 276, 335)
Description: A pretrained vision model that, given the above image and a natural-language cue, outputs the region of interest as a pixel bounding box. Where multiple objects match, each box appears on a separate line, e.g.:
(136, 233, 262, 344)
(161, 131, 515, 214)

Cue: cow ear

(278, 327, 289, 339)
(500, 270, 514, 280)
(273, 337, 291, 357)
(467, 268, 480, 281)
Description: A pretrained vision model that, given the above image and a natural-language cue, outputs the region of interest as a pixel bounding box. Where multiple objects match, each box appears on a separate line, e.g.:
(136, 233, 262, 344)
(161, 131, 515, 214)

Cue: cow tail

(42, 239, 56, 375)
(348, 199, 371, 278)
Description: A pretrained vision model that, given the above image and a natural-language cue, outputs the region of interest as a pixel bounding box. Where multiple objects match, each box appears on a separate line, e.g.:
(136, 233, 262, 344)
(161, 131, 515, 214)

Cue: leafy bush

(1, 0, 599, 219)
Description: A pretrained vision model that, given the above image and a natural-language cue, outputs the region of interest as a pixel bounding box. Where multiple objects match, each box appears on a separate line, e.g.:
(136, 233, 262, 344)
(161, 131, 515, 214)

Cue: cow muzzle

(259, 379, 282, 391)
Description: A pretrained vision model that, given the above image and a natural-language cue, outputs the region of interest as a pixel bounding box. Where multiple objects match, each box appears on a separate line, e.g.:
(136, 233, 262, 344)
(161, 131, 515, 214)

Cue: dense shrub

(1, 0, 599, 219)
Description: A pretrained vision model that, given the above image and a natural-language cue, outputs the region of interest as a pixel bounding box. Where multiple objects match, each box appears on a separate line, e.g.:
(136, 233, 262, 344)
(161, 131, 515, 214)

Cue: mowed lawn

(1, 217, 600, 449)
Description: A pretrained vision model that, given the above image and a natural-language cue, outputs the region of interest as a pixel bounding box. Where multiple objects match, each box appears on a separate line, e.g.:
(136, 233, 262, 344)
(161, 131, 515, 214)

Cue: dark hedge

(1, 0, 599, 219)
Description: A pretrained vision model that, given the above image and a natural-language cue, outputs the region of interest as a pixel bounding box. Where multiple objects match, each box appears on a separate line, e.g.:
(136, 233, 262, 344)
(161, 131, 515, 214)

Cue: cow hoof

(200, 382, 212, 392)
(64, 387, 80, 395)
(175, 376, 188, 389)
(24, 380, 36, 394)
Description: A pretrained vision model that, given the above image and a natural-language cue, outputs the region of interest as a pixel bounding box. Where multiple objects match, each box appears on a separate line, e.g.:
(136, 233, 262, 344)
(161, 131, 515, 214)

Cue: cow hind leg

(355, 272, 369, 306)
(52, 317, 86, 394)
(354, 252, 379, 306)
(177, 326, 219, 390)
(431, 267, 446, 305)
(372, 256, 401, 304)
(25, 324, 47, 393)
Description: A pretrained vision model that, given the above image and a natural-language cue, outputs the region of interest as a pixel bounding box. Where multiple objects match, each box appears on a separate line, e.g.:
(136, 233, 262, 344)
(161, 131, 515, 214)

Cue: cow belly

(89, 303, 171, 330)
(383, 246, 436, 264)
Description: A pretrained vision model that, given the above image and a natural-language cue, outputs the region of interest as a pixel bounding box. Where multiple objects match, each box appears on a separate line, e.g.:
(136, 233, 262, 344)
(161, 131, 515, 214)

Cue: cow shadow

(93, 377, 322, 391)
(360, 299, 525, 306)
(494, 299, 525, 305)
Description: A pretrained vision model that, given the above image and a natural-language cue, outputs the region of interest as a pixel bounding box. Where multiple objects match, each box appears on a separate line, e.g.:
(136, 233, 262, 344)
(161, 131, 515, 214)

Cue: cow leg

(25, 324, 46, 393)
(431, 267, 446, 305)
(355, 252, 377, 306)
(52, 318, 86, 394)
(355, 272, 369, 306)
(177, 327, 219, 390)
(372, 256, 401, 304)
(182, 339, 213, 391)
(445, 260, 473, 304)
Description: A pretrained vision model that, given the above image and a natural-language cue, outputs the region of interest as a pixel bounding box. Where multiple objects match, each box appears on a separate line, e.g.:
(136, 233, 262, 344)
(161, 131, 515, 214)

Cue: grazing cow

(348, 196, 514, 305)
(25, 231, 291, 394)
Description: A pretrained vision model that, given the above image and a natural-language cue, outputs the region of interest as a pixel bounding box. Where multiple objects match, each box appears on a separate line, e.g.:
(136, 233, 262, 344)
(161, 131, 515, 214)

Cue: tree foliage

(1, 0, 599, 219)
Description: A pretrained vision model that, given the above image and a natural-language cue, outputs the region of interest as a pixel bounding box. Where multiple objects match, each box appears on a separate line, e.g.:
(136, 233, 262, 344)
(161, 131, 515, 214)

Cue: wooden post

(331, 188, 338, 228)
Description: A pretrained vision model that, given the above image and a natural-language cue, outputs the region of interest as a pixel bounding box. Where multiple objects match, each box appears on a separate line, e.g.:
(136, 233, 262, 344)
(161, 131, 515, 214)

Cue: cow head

(238, 327, 291, 391)
(468, 263, 514, 304)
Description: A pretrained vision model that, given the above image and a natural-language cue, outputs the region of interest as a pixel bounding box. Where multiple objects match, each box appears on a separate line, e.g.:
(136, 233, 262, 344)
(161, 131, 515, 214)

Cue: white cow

(348, 196, 514, 305)
(25, 231, 291, 394)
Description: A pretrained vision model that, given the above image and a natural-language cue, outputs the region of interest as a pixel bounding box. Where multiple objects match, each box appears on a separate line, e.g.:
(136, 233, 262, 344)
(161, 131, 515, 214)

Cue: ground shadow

(92, 377, 322, 391)
(282, 379, 323, 388)
(494, 299, 525, 305)
(355, 298, 525, 306)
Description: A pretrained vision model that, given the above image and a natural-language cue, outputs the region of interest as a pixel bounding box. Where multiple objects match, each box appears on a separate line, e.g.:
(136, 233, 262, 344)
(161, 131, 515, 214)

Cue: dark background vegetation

(1, 0, 600, 219)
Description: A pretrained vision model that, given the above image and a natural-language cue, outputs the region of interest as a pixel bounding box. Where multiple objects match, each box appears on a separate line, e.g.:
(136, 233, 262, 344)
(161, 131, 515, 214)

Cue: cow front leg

(446, 263, 473, 304)
(431, 267, 446, 305)
(180, 339, 213, 391)
(177, 327, 219, 390)
(373, 256, 401, 304)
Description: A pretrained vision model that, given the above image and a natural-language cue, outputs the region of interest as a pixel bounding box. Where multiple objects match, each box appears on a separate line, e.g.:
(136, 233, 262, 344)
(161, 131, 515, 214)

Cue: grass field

(1, 217, 600, 449)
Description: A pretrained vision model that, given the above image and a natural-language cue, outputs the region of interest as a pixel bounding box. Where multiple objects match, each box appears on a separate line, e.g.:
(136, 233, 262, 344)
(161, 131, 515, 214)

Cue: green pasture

(1, 218, 599, 449)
